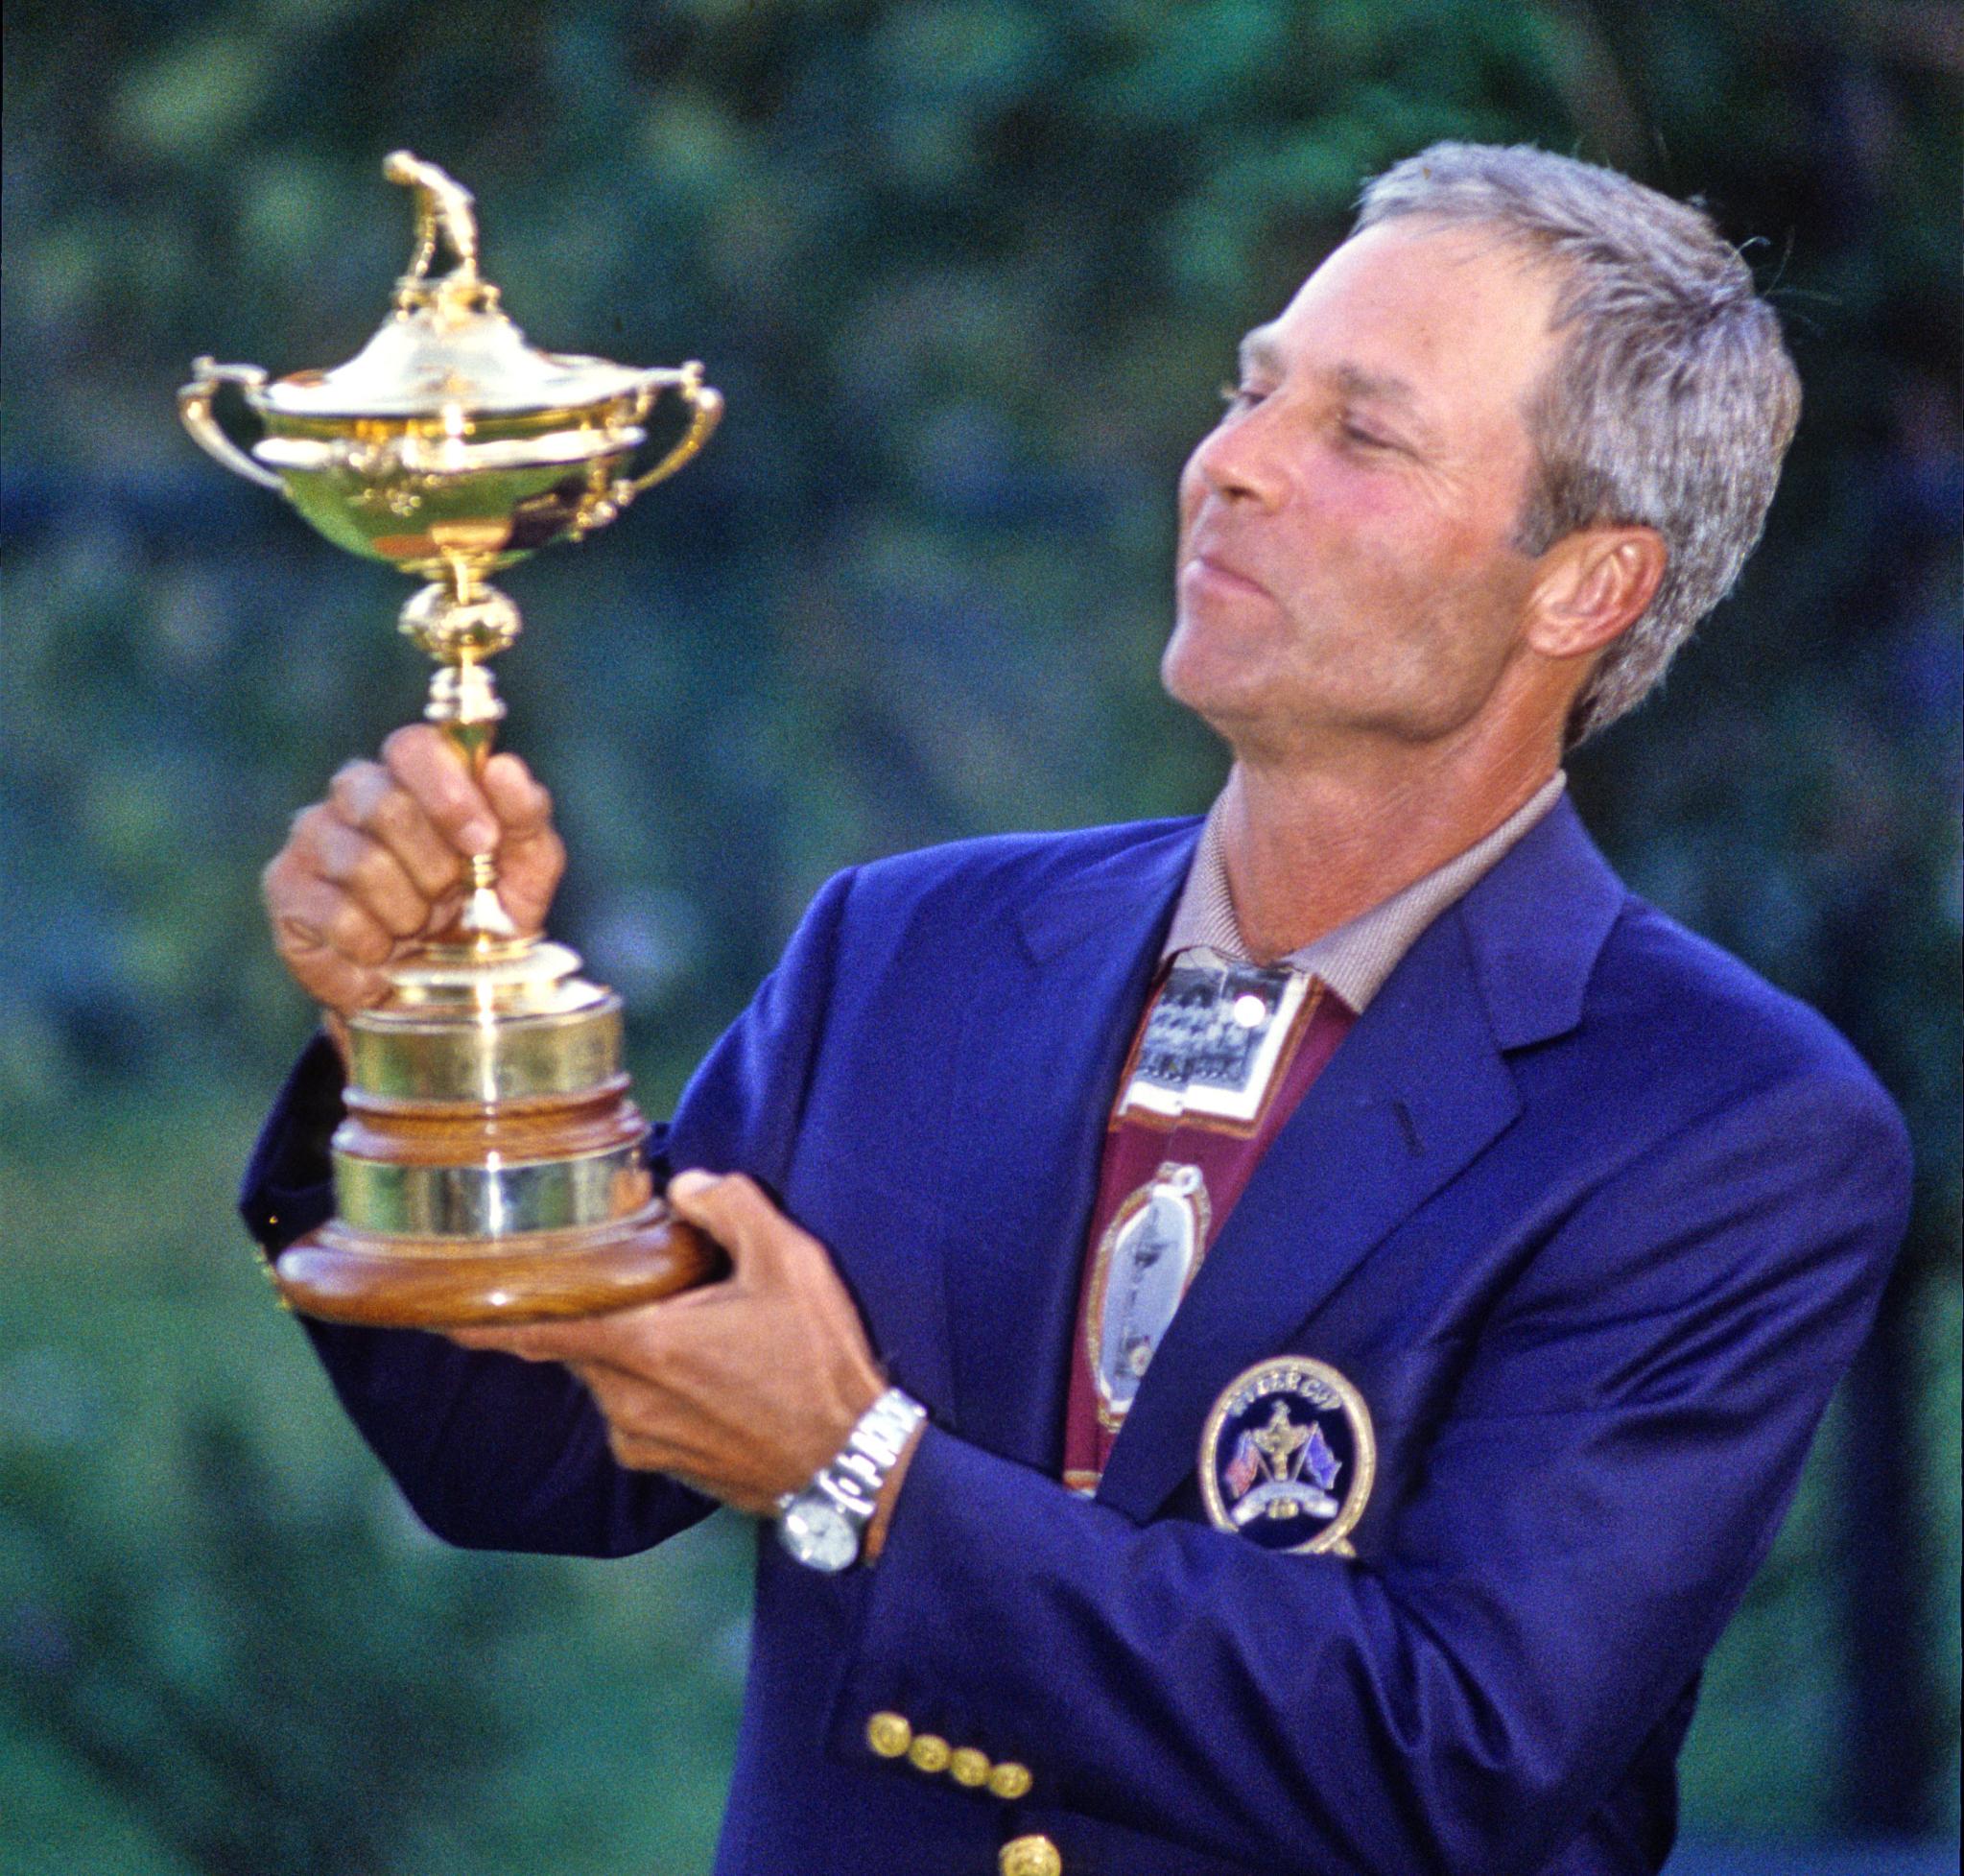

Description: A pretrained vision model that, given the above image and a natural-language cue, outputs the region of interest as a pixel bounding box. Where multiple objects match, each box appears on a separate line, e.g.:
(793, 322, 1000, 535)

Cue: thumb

(667, 1170, 807, 1285)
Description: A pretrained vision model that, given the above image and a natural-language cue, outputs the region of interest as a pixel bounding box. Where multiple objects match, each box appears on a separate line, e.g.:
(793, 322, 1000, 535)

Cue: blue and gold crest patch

(1199, 1357, 1376, 1555)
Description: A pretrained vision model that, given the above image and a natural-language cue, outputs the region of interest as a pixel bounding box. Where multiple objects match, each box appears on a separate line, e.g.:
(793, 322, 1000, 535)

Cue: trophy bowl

(182, 152, 726, 1326)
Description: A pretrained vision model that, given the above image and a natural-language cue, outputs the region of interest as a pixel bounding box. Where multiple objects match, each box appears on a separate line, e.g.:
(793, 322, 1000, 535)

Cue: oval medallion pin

(1199, 1357, 1376, 1556)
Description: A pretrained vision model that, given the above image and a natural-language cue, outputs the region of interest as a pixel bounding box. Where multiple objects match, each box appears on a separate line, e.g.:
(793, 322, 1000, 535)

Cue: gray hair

(1355, 143, 1801, 745)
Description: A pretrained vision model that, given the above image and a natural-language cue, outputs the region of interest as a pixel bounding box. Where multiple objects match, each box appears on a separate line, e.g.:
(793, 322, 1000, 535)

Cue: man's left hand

(447, 1171, 887, 1516)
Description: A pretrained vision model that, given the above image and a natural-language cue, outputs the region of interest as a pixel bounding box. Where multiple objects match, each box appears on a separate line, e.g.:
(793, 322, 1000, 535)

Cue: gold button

(865, 1712, 911, 1759)
(1000, 1835, 1061, 1876)
(948, 1745, 991, 1787)
(987, 1760, 1033, 1801)
(908, 1732, 952, 1773)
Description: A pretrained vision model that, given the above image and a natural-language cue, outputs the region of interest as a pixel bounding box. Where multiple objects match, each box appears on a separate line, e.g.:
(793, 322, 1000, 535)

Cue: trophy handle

(612, 363, 724, 507)
(178, 358, 287, 493)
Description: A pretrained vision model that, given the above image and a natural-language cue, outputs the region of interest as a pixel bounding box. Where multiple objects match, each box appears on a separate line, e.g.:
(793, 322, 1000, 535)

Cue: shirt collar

(1161, 772, 1568, 1013)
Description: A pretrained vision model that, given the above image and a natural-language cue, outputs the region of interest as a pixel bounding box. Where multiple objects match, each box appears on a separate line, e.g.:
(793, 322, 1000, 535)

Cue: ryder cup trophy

(180, 152, 724, 1326)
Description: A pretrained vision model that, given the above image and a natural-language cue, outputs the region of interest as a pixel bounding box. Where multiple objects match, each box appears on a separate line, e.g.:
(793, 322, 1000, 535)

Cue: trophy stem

(401, 565, 525, 945)
(430, 661, 517, 944)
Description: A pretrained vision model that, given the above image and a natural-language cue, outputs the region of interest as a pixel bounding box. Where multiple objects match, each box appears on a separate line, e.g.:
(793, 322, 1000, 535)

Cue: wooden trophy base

(276, 1199, 724, 1328)
(275, 928, 727, 1329)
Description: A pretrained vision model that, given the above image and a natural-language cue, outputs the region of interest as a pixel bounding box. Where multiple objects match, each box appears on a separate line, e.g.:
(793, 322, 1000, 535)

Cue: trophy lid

(259, 152, 651, 421)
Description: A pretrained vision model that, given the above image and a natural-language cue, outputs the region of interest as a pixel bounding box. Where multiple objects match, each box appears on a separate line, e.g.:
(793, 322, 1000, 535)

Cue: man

(247, 144, 1910, 1875)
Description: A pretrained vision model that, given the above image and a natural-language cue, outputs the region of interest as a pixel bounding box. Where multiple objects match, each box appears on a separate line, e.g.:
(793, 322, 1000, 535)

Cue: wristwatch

(776, 1387, 926, 1573)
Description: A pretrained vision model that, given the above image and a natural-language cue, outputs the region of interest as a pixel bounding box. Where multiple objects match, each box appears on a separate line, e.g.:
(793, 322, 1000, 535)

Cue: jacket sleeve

(826, 1068, 1913, 1874)
(237, 867, 859, 1557)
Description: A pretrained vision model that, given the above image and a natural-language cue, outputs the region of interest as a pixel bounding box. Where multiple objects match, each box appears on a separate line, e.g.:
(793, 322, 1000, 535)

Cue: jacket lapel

(935, 820, 1200, 1471)
(1093, 797, 1625, 1522)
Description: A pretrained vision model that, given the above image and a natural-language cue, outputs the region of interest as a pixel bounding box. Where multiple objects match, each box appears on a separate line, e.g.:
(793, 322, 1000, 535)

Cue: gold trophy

(180, 152, 724, 1326)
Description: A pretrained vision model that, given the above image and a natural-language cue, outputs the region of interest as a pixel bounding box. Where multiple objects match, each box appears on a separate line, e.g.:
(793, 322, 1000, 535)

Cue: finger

(302, 814, 431, 939)
(665, 1171, 816, 1286)
(262, 852, 394, 1012)
(419, 885, 469, 940)
(286, 942, 388, 1016)
(329, 758, 465, 900)
(445, 1325, 516, 1354)
(602, 1434, 740, 1504)
(265, 843, 399, 964)
(483, 752, 553, 838)
(382, 724, 498, 858)
(601, 1420, 688, 1479)
(482, 753, 565, 934)
(565, 1364, 750, 1499)
(444, 1322, 585, 1361)
(445, 1310, 664, 1366)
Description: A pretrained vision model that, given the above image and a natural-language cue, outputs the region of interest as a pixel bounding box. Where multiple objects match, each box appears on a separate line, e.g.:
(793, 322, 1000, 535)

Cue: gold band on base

(332, 1140, 651, 1239)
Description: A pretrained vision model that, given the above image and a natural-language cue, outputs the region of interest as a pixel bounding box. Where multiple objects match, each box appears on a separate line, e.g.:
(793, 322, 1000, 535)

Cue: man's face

(1163, 220, 1566, 760)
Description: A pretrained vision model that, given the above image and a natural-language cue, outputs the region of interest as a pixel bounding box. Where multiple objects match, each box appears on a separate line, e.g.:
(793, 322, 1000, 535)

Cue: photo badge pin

(1199, 1356, 1376, 1556)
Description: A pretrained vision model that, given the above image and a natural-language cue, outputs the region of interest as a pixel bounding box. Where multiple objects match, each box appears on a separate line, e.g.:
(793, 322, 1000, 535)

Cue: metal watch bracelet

(776, 1387, 925, 1550)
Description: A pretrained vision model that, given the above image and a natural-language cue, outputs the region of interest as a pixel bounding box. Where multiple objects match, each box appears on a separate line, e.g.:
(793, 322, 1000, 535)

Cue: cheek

(1303, 490, 1509, 631)
(1174, 454, 1207, 540)
(1294, 467, 1423, 547)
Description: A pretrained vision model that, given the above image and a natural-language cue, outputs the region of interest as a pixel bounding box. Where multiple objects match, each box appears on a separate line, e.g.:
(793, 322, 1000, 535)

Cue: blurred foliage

(1, 0, 1956, 1868)
(0, 1097, 749, 1875)
(8, 1409, 525, 1873)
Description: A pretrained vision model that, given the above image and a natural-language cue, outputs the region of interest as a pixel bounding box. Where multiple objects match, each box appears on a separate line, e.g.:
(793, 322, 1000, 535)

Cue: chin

(1161, 635, 1232, 725)
(1163, 641, 1429, 764)
(1162, 610, 1299, 729)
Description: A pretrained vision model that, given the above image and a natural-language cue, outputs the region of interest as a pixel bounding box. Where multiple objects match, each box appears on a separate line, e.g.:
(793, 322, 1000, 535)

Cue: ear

(1523, 526, 1668, 661)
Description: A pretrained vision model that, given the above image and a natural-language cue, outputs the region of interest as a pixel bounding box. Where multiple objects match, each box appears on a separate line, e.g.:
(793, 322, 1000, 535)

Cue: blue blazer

(244, 799, 1911, 1876)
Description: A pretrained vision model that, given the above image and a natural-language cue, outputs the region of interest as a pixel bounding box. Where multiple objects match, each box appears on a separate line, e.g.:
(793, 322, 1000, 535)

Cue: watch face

(779, 1495, 859, 1572)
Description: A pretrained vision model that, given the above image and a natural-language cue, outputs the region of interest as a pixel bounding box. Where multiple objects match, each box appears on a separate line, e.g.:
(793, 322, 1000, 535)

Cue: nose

(1185, 399, 1289, 511)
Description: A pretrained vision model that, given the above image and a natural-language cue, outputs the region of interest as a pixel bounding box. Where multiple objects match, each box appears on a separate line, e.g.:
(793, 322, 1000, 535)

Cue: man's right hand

(262, 724, 566, 1019)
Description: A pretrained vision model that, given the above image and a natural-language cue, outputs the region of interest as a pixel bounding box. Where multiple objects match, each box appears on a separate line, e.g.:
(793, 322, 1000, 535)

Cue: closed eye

(1339, 418, 1396, 450)
(1219, 380, 1268, 411)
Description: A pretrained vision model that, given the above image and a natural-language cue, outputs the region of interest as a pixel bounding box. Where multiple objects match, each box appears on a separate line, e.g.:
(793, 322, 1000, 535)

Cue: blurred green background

(2, 2, 1956, 1871)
